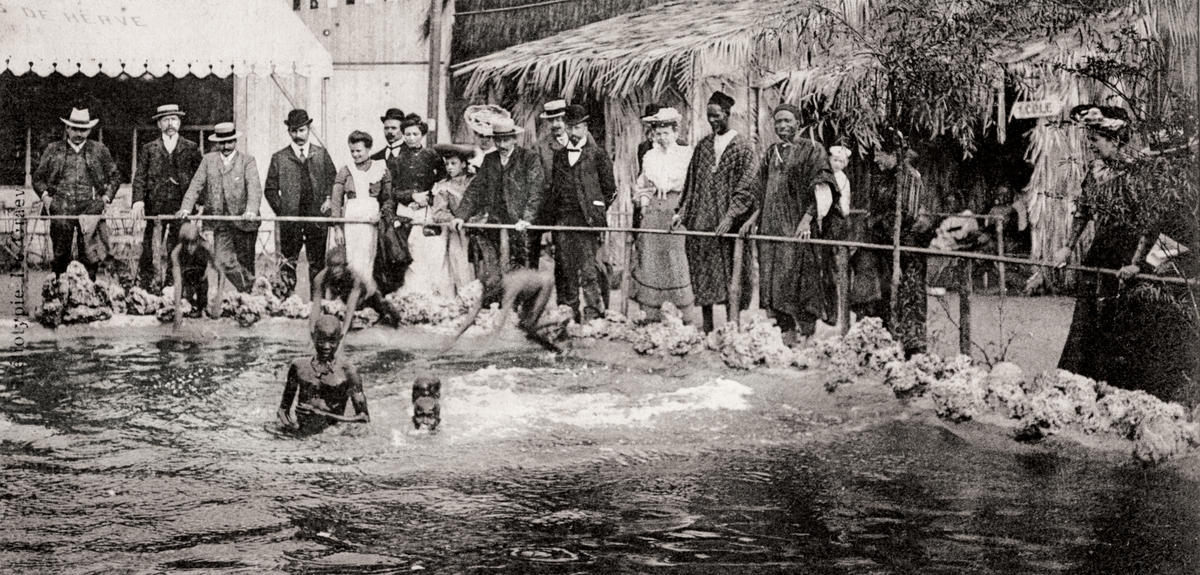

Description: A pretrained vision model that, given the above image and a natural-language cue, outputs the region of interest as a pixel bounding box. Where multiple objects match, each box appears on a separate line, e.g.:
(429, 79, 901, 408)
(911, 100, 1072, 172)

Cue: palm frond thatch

(454, 0, 823, 101)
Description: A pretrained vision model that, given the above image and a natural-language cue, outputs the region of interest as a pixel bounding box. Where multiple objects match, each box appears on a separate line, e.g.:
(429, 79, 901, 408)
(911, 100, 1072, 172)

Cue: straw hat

(207, 122, 239, 143)
(61, 108, 99, 129)
(463, 104, 511, 137)
(490, 117, 525, 137)
(642, 107, 681, 125)
(151, 104, 185, 121)
(539, 99, 567, 119)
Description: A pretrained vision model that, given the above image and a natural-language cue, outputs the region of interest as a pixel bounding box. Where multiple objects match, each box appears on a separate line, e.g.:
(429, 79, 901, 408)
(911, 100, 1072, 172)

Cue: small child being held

(278, 314, 370, 434)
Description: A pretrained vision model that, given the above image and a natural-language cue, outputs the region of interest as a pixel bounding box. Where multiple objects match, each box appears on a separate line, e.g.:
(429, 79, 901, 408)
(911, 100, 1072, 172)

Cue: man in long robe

(673, 91, 756, 333)
(722, 104, 840, 342)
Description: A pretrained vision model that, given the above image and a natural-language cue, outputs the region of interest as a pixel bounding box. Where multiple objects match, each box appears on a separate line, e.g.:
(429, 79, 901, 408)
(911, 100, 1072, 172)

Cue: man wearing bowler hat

(33, 107, 122, 280)
(372, 108, 407, 164)
(177, 122, 262, 293)
(543, 105, 615, 322)
(131, 103, 203, 290)
(264, 109, 336, 298)
(453, 116, 544, 303)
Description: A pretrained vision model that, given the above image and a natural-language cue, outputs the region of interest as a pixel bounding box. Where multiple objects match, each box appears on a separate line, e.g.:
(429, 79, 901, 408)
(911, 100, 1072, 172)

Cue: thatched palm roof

(454, 0, 830, 100)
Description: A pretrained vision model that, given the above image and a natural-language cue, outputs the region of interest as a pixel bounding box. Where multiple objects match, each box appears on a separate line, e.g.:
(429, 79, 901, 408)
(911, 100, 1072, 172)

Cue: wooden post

(729, 234, 745, 328)
(24, 127, 32, 188)
(996, 221, 1007, 296)
(959, 259, 973, 356)
(130, 128, 139, 184)
(621, 226, 634, 315)
(499, 227, 510, 270)
(889, 181, 902, 330)
(837, 245, 850, 335)
(425, 0, 443, 146)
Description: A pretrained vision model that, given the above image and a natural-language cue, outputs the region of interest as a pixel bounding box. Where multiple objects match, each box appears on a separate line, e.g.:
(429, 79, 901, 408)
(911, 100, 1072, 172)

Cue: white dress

(344, 161, 386, 293)
(403, 204, 454, 296)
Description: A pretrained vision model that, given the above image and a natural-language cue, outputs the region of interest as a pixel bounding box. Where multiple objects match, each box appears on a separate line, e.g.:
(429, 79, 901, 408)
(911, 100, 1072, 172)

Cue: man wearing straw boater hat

(264, 109, 336, 298)
(543, 104, 615, 322)
(532, 99, 569, 269)
(131, 103, 203, 290)
(32, 107, 121, 280)
(453, 115, 544, 303)
(177, 122, 262, 293)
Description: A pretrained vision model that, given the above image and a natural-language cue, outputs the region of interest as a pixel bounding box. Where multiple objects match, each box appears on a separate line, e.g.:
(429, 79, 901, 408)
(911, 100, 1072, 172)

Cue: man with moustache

(131, 104, 202, 290)
(542, 105, 615, 322)
(370, 107, 413, 291)
(33, 107, 122, 280)
(264, 109, 336, 298)
(532, 99, 569, 270)
(452, 117, 544, 303)
(177, 122, 262, 293)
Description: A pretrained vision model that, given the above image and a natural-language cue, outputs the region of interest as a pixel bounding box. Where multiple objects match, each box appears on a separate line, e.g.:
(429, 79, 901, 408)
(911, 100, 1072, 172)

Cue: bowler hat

(564, 104, 589, 126)
(539, 99, 567, 119)
(490, 117, 524, 137)
(151, 104, 185, 121)
(61, 108, 100, 129)
(285, 109, 313, 130)
(208, 122, 239, 143)
(380, 108, 406, 123)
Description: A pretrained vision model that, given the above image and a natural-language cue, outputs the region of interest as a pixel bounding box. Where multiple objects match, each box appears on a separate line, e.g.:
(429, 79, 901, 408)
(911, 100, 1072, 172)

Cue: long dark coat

(131, 136, 202, 215)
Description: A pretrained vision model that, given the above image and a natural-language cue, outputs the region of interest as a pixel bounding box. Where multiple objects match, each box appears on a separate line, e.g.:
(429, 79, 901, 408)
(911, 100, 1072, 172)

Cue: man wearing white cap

(131, 104, 203, 289)
(177, 122, 262, 293)
(531, 99, 569, 269)
(33, 107, 122, 280)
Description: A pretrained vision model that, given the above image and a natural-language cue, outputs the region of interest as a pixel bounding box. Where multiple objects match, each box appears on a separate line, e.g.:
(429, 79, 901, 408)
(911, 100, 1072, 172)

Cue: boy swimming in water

(277, 314, 371, 434)
(170, 221, 217, 328)
(443, 268, 560, 352)
(309, 247, 399, 337)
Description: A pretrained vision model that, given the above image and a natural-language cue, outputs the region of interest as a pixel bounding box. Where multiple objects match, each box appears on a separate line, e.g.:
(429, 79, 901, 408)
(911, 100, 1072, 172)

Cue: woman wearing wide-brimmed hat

(631, 107, 694, 320)
(1050, 104, 1194, 396)
(429, 143, 478, 294)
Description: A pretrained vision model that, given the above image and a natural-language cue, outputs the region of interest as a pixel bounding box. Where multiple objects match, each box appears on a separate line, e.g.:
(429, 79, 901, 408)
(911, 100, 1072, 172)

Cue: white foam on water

(399, 367, 754, 443)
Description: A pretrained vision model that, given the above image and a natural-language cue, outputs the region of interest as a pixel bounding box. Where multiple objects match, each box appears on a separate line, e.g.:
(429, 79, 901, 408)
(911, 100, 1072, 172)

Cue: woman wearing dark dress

(1051, 105, 1186, 394)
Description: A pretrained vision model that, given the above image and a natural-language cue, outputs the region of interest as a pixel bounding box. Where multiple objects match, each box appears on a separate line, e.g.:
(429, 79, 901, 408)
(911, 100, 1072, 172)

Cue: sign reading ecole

(1011, 99, 1062, 120)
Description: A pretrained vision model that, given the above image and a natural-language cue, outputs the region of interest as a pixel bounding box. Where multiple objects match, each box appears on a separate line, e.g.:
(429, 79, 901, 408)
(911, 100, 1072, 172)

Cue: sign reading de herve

(1011, 99, 1062, 120)
(2, 3, 148, 27)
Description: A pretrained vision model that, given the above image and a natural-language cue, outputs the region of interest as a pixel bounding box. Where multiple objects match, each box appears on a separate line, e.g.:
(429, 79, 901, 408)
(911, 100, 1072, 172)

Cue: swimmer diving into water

(442, 268, 561, 353)
(277, 315, 370, 433)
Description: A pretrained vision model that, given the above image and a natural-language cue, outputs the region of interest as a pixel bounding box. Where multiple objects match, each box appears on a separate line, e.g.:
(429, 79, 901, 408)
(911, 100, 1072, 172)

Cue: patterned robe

(678, 132, 756, 307)
(729, 140, 839, 321)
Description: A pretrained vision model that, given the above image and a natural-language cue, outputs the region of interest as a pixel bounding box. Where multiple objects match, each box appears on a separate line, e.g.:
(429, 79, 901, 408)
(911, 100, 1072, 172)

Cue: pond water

(1, 333, 1198, 574)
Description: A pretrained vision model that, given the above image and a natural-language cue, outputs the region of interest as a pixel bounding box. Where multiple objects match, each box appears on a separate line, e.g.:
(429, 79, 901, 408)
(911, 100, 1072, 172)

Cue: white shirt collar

(162, 133, 178, 153)
(68, 139, 86, 154)
(554, 133, 569, 147)
(221, 150, 238, 166)
(291, 141, 310, 159)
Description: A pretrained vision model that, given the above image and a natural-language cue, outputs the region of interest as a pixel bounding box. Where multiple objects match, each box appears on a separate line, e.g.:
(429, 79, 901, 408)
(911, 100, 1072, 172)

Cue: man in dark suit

(33, 107, 122, 280)
(177, 122, 262, 293)
(264, 109, 336, 298)
(531, 99, 568, 270)
(131, 104, 203, 290)
(371, 107, 406, 164)
(544, 105, 615, 322)
(452, 117, 544, 303)
(370, 107, 412, 292)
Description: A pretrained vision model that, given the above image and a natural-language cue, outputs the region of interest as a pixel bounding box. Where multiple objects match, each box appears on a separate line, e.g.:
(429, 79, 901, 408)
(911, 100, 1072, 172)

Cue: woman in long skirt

(430, 144, 476, 296)
(632, 107, 693, 320)
(332, 131, 393, 297)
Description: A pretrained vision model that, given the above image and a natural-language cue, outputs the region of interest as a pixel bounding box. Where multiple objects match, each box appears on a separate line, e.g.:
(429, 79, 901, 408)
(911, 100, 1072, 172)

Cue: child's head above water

(312, 314, 343, 361)
(829, 145, 851, 172)
(179, 221, 202, 253)
(325, 247, 348, 278)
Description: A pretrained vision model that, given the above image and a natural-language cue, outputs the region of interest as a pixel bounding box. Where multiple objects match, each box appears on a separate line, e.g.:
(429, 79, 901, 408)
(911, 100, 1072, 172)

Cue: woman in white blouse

(630, 107, 694, 319)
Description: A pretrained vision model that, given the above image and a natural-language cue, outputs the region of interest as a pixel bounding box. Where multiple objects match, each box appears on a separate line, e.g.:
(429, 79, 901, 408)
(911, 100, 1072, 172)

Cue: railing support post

(959, 259, 973, 356)
(997, 224, 1007, 296)
(837, 245, 850, 336)
(730, 233, 745, 328)
(499, 228, 510, 271)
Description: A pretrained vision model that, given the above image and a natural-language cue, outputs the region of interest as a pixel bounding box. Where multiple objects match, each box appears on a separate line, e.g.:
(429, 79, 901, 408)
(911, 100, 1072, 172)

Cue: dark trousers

(49, 195, 108, 280)
(471, 228, 531, 305)
(181, 267, 208, 313)
(875, 253, 928, 356)
(213, 227, 256, 293)
(138, 219, 181, 288)
(554, 230, 603, 322)
(277, 221, 327, 297)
